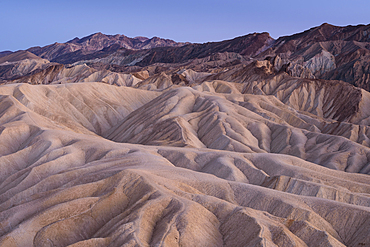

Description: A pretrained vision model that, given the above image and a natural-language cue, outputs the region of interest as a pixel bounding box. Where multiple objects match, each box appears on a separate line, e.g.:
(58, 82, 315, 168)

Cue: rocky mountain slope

(0, 24, 370, 246)
(26, 32, 189, 61)
(2, 23, 370, 92)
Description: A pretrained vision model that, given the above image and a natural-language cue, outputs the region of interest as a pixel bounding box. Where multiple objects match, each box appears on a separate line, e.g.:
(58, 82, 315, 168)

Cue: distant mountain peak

(67, 37, 80, 43)
(27, 32, 189, 61)
(320, 22, 334, 27)
(134, 36, 150, 42)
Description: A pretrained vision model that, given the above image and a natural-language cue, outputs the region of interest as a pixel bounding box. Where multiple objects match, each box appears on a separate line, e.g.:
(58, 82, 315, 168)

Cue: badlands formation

(0, 24, 370, 246)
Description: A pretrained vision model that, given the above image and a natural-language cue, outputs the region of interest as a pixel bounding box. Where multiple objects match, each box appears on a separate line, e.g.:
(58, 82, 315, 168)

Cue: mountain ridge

(25, 32, 190, 61)
(3, 23, 370, 93)
(1, 23, 370, 246)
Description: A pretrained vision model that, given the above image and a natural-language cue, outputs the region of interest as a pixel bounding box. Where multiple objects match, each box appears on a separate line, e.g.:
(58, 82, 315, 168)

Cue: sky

(1, 0, 369, 51)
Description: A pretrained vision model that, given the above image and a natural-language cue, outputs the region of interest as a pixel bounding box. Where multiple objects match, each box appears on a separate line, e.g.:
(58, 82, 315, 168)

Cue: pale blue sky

(1, 0, 369, 51)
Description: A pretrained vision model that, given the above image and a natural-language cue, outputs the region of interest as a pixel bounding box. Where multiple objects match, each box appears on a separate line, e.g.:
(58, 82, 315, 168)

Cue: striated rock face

(0, 58, 51, 82)
(258, 23, 370, 90)
(0, 24, 370, 247)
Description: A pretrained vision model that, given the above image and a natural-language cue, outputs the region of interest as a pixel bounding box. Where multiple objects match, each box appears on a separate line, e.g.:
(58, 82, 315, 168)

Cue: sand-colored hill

(0, 51, 50, 82)
(0, 81, 369, 246)
(0, 51, 42, 64)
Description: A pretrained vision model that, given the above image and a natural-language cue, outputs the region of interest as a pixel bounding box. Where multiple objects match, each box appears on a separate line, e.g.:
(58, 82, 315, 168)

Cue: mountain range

(1, 23, 370, 92)
(0, 23, 370, 247)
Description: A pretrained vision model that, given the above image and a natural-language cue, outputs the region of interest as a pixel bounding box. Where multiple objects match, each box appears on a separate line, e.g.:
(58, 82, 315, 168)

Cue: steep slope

(0, 82, 369, 246)
(0, 51, 12, 59)
(258, 23, 370, 90)
(271, 23, 370, 54)
(0, 59, 51, 82)
(134, 32, 273, 66)
(0, 51, 49, 82)
(0, 51, 42, 64)
(106, 78, 370, 173)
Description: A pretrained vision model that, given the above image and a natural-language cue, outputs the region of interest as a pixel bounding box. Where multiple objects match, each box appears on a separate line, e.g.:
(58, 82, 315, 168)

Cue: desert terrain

(0, 23, 370, 246)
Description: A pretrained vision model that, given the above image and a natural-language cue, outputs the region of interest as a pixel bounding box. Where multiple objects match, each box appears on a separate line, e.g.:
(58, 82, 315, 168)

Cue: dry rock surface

(0, 24, 370, 247)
